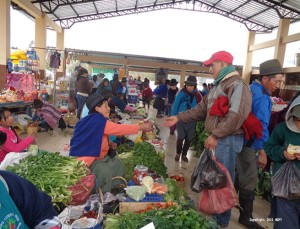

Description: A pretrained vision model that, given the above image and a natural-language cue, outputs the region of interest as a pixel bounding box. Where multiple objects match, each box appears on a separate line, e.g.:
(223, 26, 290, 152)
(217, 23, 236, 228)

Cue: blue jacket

(153, 84, 168, 98)
(70, 113, 106, 157)
(112, 96, 126, 112)
(249, 80, 272, 150)
(0, 170, 58, 229)
(171, 88, 198, 116)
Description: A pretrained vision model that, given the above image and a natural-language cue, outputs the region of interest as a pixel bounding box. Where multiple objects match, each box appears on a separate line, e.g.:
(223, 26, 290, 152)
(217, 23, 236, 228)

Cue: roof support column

(274, 18, 290, 65)
(0, 0, 11, 89)
(35, 12, 47, 79)
(242, 31, 255, 84)
(56, 29, 65, 77)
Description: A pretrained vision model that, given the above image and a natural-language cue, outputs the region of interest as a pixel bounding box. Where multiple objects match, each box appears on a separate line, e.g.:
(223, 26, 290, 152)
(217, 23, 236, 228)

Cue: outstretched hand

(139, 123, 154, 132)
(162, 116, 179, 127)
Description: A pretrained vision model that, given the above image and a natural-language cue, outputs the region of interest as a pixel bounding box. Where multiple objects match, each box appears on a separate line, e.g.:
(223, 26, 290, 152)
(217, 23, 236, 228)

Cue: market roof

(13, 0, 300, 32)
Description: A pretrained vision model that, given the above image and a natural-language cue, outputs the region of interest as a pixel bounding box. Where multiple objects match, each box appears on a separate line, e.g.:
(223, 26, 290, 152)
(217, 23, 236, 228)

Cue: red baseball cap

(203, 51, 234, 66)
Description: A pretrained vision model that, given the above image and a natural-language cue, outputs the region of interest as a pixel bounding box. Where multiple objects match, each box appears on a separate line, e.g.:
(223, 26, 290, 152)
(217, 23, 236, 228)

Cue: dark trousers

(274, 197, 300, 229)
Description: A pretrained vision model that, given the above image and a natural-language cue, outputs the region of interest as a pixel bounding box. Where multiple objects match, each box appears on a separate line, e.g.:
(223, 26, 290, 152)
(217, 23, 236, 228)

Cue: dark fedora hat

(169, 79, 178, 86)
(184, 76, 197, 86)
(259, 59, 283, 76)
(86, 94, 106, 112)
(121, 77, 127, 83)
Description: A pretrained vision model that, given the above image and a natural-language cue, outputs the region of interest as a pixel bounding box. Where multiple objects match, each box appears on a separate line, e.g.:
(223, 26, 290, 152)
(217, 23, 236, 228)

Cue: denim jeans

(213, 134, 244, 225)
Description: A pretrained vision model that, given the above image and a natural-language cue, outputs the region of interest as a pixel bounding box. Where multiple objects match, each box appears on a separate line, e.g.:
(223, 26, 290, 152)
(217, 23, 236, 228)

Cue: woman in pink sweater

(0, 108, 35, 162)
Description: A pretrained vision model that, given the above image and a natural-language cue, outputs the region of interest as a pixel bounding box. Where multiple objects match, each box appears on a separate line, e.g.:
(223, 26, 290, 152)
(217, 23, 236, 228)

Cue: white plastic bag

(0, 152, 31, 170)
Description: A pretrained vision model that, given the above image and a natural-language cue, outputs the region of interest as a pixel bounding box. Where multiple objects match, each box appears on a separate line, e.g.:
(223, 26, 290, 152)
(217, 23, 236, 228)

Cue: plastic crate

(126, 180, 164, 202)
(125, 193, 164, 202)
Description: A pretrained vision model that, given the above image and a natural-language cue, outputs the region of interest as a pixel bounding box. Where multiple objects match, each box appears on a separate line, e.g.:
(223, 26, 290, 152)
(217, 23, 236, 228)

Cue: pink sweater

(0, 127, 35, 162)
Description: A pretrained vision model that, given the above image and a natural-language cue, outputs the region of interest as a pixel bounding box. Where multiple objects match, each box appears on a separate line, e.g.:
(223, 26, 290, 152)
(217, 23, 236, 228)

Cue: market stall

(0, 107, 220, 229)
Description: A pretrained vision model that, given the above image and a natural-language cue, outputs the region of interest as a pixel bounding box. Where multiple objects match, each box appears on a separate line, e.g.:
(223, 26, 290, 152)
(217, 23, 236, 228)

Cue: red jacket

(209, 96, 263, 141)
(142, 87, 153, 100)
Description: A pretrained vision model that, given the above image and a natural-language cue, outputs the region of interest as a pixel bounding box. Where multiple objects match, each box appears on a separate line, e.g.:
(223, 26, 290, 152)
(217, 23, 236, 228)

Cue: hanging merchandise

(49, 51, 61, 69)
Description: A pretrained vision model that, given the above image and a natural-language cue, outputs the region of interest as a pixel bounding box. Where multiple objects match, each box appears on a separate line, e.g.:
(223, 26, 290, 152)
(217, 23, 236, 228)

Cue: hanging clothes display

(49, 51, 61, 69)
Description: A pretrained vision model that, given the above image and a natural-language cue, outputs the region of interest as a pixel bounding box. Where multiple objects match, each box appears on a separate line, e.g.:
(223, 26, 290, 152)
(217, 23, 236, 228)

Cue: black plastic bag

(191, 148, 227, 193)
(272, 161, 300, 200)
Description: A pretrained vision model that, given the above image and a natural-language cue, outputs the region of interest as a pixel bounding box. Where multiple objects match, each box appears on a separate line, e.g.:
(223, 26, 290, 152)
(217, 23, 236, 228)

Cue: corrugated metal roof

(13, 0, 300, 32)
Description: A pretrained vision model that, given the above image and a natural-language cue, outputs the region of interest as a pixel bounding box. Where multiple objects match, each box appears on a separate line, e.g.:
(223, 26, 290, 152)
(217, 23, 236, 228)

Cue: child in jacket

(264, 96, 300, 229)
(171, 76, 201, 162)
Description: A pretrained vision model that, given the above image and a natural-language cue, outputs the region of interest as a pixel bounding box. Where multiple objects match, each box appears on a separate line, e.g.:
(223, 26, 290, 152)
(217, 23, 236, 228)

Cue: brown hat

(259, 59, 283, 76)
(184, 76, 197, 86)
(169, 79, 178, 86)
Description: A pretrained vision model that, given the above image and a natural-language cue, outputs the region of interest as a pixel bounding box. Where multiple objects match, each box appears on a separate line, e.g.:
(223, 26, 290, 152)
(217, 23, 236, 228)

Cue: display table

(0, 101, 32, 109)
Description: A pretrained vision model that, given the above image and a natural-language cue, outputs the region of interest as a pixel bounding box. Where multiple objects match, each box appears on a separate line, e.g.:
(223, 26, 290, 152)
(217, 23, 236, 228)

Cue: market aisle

(148, 108, 273, 229)
(34, 107, 273, 229)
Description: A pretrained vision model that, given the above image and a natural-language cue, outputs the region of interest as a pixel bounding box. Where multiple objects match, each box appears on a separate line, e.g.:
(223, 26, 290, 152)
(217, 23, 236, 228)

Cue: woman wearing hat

(70, 94, 153, 192)
(171, 76, 202, 162)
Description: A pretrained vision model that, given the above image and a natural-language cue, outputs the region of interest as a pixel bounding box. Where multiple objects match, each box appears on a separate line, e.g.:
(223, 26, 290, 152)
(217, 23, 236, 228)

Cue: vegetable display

(6, 151, 89, 208)
(118, 142, 168, 181)
(105, 205, 219, 229)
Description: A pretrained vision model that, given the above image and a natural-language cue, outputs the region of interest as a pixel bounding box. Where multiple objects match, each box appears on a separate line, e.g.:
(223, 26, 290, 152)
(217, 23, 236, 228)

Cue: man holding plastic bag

(164, 51, 252, 228)
(264, 96, 300, 229)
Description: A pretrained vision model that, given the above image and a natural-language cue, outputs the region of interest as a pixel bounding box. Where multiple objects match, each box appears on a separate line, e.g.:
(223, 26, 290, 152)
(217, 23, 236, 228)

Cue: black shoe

(170, 131, 175, 135)
(175, 154, 180, 161)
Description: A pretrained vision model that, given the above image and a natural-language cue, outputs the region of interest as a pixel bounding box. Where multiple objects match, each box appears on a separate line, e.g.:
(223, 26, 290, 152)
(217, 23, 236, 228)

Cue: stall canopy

(12, 0, 300, 32)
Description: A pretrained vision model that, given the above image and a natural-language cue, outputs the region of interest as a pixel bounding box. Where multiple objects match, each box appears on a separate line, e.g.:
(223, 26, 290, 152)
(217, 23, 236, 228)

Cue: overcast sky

(10, 8, 300, 67)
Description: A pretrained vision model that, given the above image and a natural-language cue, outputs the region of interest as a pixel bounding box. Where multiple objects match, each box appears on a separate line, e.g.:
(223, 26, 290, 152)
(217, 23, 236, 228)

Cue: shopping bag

(272, 161, 300, 200)
(69, 174, 95, 205)
(190, 148, 227, 193)
(199, 161, 239, 214)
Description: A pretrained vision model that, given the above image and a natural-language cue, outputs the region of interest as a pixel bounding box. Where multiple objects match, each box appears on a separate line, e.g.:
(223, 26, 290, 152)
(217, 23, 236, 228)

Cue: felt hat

(203, 51, 234, 66)
(32, 99, 43, 108)
(291, 105, 300, 119)
(259, 59, 283, 76)
(169, 79, 178, 86)
(184, 76, 197, 86)
(86, 94, 106, 111)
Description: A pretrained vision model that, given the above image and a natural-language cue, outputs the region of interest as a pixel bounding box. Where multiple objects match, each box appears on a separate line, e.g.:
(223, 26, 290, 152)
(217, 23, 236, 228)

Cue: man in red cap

(164, 50, 252, 228)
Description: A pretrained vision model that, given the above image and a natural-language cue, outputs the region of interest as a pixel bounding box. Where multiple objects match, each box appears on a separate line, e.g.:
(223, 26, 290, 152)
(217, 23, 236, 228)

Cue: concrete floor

(34, 107, 273, 229)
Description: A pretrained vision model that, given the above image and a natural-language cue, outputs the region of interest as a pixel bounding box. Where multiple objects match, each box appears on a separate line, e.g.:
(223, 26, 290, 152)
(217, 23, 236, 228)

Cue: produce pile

(118, 142, 167, 181)
(105, 205, 219, 229)
(6, 151, 89, 208)
(191, 121, 209, 157)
